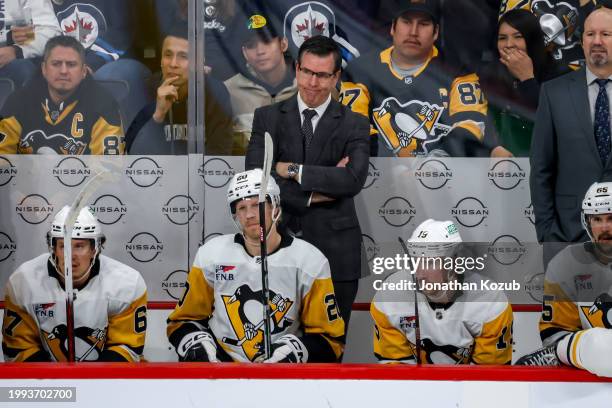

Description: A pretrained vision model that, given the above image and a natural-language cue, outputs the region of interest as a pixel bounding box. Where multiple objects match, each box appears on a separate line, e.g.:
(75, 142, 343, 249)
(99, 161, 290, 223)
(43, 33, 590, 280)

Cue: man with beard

(531, 5, 612, 267)
(340, 0, 510, 157)
(517, 182, 612, 378)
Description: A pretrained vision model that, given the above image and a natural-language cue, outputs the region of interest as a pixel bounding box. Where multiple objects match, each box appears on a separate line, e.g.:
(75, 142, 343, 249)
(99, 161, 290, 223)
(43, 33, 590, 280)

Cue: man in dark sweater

(126, 25, 232, 155)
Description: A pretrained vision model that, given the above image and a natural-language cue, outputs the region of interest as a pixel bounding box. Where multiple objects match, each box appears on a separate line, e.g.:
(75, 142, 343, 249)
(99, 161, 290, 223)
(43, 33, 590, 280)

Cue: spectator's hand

(153, 76, 180, 123)
(490, 145, 514, 158)
(11, 25, 34, 45)
(0, 46, 17, 68)
(500, 48, 534, 82)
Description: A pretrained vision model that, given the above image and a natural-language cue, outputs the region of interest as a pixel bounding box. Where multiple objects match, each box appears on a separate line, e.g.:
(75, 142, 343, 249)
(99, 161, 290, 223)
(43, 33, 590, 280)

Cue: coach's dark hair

(43, 35, 86, 63)
(297, 35, 342, 73)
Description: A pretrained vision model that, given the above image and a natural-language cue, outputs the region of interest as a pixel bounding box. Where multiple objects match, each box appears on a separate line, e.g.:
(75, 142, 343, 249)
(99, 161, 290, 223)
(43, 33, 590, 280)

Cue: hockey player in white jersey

(167, 169, 345, 363)
(2, 206, 147, 362)
(517, 182, 612, 377)
(371, 219, 513, 364)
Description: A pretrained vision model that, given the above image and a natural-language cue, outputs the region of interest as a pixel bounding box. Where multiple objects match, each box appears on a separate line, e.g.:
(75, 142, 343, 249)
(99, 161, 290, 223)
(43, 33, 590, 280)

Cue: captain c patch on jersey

(373, 97, 451, 157)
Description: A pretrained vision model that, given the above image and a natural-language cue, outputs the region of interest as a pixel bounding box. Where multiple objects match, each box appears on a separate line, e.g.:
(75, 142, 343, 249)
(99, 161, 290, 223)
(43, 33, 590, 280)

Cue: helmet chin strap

(50, 241, 102, 288)
(235, 205, 282, 243)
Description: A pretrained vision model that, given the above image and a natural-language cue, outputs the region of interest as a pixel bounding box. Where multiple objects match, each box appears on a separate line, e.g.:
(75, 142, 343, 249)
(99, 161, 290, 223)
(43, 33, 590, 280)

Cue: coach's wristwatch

(287, 163, 300, 179)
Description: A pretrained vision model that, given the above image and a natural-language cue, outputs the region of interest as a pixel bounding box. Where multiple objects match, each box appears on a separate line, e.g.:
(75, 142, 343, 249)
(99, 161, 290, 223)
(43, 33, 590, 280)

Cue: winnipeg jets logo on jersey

(42, 324, 107, 362)
(20, 130, 87, 155)
(57, 4, 106, 48)
(221, 284, 294, 361)
(582, 293, 612, 329)
(284, 2, 335, 54)
(373, 97, 451, 156)
(421, 338, 472, 364)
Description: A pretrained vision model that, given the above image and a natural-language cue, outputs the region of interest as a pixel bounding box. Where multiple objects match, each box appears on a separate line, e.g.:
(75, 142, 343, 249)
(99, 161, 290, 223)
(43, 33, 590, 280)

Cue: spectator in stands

(498, 0, 596, 68)
(224, 12, 297, 155)
(51, 0, 151, 126)
(126, 25, 233, 155)
(530, 5, 612, 267)
(479, 9, 569, 156)
(340, 0, 511, 157)
(0, 0, 61, 87)
(155, 0, 240, 81)
(0, 36, 124, 155)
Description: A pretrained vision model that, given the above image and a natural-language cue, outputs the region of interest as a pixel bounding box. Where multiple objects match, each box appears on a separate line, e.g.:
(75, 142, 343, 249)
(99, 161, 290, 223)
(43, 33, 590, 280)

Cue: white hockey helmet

(581, 182, 612, 241)
(407, 219, 463, 261)
(47, 205, 105, 251)
(226, 169, 281, 231)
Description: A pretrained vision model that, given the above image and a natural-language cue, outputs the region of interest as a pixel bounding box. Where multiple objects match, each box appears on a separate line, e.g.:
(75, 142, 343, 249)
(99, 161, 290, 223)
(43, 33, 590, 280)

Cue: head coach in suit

(245, 35, 370, 331)
(530, 5, 612, 267)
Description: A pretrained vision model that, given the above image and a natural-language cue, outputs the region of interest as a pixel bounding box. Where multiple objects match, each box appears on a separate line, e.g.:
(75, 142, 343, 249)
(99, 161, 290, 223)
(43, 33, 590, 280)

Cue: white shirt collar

(297, 92, 331, 119)
(586, 66, 612, 86)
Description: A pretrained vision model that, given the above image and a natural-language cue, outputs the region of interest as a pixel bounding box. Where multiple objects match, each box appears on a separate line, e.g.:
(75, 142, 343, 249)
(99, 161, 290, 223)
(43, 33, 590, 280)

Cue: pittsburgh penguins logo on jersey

(373, 97, 451, 157)
(420, 338, 472, 364)
(582, 293, 612, 329)
(43, 324, 107, 362)
(19, 130, 87, 155)
(56, 4, 106, 48)
(0, 131, 6, 144)
(221, 284, 294, 361)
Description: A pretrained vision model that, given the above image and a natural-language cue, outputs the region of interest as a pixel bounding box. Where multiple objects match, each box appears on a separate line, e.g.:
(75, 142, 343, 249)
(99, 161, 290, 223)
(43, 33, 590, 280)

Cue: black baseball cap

(395, 0, 441, 24)
(239, 13, 281, 46)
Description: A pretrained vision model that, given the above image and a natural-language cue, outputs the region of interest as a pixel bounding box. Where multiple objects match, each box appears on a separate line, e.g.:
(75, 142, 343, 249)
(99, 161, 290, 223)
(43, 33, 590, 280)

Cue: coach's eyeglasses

(298, 65, 337, 80)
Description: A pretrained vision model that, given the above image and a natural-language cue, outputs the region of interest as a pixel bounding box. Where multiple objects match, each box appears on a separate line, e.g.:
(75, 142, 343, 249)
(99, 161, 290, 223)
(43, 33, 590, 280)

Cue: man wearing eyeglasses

(245, 35, 370, 332)
(340, 0, 509, 158)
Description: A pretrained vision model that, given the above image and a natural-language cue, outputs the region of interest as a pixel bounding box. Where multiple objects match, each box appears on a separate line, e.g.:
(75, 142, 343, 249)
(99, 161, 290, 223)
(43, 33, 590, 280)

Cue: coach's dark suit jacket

(530, 68, 608, 258)
(245, 95, 370, 281)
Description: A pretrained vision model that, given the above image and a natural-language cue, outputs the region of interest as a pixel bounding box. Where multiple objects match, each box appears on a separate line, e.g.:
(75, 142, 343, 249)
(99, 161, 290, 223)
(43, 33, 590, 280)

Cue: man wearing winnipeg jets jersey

(516, 182, 612, 377)
(2, 206, 147, 362)
(340, 0, 509, 157)
(167, 169, 345, 363)
(371, 219, 513, 364)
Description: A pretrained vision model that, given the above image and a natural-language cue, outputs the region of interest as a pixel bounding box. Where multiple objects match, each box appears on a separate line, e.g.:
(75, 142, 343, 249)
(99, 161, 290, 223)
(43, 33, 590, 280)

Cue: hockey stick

(258, 132, 274, 359)
(398, 236, 422, 364)
(63, 170, 112, 362)
(222, 319, 266, 347)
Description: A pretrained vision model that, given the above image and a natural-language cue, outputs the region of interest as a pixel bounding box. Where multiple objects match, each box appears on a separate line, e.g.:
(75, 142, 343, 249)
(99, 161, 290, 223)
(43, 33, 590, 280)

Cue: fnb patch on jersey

(215, 265, 236, 281)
